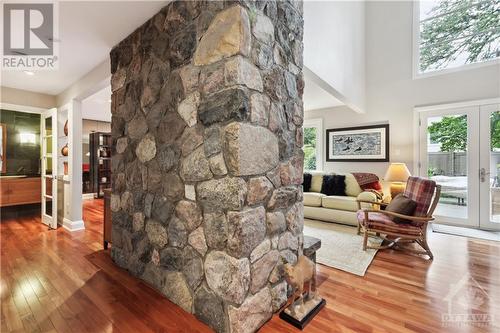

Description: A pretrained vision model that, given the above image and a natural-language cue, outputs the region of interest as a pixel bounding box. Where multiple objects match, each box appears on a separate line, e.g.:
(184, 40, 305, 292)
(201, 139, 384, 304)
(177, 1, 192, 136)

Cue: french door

(418, 103, 500, 231)
(41, 108, 58, 229)
(479, 104, 500, 230)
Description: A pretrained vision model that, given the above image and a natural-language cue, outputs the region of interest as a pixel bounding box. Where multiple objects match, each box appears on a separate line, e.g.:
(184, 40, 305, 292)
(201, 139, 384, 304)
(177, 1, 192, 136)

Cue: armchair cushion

(386, 194, 417, 223)
(404, 177, 437, 216)
(356, 211, 422, 236)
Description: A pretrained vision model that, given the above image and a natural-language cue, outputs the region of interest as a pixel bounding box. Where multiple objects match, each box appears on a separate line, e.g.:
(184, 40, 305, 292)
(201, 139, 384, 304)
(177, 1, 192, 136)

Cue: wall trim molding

(62, 218, 85, 232)
(414, 98, 500, 113)
(0, 103, 48, 114)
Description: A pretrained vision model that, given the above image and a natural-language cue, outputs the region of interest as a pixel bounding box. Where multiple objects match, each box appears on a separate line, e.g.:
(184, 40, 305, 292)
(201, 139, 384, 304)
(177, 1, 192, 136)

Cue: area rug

(304, 219, 383, 276)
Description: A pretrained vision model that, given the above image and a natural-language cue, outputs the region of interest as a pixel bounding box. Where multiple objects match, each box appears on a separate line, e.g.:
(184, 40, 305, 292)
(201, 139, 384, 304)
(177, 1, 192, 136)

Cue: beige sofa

(303, 172, 386, 226)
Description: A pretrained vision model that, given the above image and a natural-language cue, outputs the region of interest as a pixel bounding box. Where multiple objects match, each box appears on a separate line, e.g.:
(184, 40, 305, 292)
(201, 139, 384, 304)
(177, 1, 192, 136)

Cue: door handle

(480, 168, 490, 182)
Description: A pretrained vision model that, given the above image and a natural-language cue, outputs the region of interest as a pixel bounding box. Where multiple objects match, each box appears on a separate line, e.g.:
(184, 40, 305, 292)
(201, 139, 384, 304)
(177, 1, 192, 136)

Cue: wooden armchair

(356, 177, 441, 259)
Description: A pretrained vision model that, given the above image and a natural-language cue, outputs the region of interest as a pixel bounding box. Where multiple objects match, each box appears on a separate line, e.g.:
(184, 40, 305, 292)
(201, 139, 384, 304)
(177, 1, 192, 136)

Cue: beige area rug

(304, 219, 383, 276)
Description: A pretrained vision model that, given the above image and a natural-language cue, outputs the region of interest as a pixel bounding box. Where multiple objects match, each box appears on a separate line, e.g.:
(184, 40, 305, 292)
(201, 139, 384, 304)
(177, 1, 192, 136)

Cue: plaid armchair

(356, 177, 441, 259)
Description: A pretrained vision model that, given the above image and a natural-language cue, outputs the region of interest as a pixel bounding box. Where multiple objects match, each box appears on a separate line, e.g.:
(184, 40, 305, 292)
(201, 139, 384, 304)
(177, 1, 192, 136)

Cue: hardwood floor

(1, 199, 499, 333)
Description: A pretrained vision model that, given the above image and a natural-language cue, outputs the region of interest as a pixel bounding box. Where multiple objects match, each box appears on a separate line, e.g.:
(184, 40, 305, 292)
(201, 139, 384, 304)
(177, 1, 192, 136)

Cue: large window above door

(415, 0, 500, 76)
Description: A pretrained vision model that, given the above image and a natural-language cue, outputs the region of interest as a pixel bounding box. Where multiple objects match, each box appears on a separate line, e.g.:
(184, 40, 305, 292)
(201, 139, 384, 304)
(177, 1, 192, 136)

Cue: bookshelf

(89, 132, 111, 198)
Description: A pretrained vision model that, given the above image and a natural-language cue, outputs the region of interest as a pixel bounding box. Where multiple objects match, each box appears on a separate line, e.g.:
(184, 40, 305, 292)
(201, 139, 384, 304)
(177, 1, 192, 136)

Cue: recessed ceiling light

(24, 71, 35, 76)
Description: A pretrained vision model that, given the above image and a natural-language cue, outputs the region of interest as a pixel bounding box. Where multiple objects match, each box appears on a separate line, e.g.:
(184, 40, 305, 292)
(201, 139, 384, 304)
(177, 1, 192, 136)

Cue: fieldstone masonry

(110, 1, 304, 332)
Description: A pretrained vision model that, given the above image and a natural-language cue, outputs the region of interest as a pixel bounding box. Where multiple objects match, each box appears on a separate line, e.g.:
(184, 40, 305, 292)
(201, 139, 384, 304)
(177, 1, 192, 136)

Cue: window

(416, 0, 500, 75)
(303, 119, 323, 171)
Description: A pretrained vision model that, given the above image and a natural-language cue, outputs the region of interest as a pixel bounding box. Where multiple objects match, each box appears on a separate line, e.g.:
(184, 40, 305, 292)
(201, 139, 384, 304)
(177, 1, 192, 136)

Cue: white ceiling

(1, 0, 343, 112)
(81, 85, 112, 122)
(0, 1, 168, 95)
(303, 76, 343, 111)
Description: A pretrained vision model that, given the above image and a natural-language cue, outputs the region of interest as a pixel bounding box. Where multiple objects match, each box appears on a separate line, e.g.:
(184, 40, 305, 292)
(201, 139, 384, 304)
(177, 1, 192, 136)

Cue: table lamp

(384, 163, 411, 199)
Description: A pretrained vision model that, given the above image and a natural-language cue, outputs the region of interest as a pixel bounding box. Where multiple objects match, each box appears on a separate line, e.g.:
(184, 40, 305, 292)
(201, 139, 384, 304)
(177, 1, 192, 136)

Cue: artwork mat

(326, 124, 389, 162)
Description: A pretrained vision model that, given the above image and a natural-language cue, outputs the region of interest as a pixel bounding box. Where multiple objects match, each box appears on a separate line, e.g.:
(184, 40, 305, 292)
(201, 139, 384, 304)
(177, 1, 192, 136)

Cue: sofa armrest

(356, 191, 382, 209)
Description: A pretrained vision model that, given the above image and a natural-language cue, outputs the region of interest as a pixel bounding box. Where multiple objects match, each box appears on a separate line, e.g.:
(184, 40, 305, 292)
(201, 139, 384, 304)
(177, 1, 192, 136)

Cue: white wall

(56, 60, 110, 107)
(0, 86, 56, 109)
(304, 0, 366, 113)
(305, 0, 500, 178)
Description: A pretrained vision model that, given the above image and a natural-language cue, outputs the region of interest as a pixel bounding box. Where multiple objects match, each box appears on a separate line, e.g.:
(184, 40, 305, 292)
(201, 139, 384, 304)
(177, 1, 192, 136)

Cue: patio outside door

(41, 108, 58, 229)
(418, 103, 500, 231)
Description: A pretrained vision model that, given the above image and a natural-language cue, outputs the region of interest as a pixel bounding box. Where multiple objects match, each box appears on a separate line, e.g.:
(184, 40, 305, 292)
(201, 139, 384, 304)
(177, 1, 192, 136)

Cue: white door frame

(417, 107, 480, 228)
(41, 108, 58, 229)
(414, 98, 500, 230)
(479, 103, 500, 231)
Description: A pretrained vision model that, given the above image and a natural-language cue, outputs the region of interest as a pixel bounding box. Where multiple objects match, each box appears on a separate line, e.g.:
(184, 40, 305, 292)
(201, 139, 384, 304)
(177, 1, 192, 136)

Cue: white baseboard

(63, 218, 85, 231)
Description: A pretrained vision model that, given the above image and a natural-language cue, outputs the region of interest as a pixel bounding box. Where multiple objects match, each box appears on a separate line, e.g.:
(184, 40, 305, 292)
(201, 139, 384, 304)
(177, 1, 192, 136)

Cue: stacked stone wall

(110, 2, 303, 332)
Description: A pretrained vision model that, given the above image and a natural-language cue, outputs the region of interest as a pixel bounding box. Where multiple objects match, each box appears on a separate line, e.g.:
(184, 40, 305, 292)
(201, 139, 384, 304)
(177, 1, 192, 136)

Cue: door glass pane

(489, 111, 500, 223)
(303, 127, 317, 170)
(427, 114, 468, 219)
(45, 116, 52, 135)
(44, 198, 52, 217)
(45, 156, 52, 175)
(44, 176, 52, 197)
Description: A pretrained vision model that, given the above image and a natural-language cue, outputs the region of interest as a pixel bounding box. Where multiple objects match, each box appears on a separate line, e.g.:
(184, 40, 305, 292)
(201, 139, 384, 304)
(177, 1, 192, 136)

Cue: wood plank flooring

(1, 199, 499, 333)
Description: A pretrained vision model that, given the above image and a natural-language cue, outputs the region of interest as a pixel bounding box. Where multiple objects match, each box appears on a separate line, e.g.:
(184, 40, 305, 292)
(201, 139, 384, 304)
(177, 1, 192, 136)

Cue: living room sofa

(304, 172, 387, 226)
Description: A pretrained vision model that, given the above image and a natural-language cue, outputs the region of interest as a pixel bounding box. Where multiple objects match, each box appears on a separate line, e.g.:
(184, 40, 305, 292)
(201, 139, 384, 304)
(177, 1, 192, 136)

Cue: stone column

(110, 1, 304, 333)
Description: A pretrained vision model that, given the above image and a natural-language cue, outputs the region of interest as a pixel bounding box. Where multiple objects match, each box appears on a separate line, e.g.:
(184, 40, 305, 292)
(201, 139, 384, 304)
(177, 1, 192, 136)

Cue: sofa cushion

(321, 195, 359, 212)
(321, 175, 346, 196)
(344, 173, 363, 197)
(303, 173, 312, 192)
(304, 192, 326, 207)
(310, 174, 324, 193)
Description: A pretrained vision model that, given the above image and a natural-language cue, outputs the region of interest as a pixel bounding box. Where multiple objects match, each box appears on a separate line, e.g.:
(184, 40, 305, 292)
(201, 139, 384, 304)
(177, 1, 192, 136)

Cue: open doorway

(81, 85, 112, 199)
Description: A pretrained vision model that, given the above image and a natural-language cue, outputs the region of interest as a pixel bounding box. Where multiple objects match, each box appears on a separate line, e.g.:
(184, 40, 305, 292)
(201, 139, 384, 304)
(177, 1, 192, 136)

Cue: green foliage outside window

(419, 0, 500, 72)
(303, 127, 317, 170)
(428, 112, 500, 152)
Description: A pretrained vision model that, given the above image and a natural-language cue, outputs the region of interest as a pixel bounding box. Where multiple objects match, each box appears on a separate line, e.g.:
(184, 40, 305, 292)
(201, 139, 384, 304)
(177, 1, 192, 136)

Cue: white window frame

(412, 0, 500, 79)
(303, 118, 323, 172)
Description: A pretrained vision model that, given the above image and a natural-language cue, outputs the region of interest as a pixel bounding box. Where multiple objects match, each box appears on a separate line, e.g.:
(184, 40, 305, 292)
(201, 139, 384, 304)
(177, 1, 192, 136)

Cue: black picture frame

(326, 124, 389, 162)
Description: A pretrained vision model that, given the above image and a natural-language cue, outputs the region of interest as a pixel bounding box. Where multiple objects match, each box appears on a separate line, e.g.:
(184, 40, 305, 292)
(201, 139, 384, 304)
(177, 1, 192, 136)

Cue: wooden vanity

(0, 176, 42, 207)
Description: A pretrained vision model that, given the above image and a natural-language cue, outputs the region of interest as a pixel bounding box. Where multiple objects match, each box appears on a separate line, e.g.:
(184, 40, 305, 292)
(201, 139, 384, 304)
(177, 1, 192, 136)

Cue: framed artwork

(326, 124, 389, 162)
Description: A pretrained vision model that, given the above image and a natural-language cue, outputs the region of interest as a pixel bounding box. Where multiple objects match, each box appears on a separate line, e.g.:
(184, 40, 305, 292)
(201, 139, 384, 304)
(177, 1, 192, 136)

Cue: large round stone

(194, 284, 226, 333)
(228, 287, 272, 333)
(175, 200, 203, 232)
(180, 146, 212, 182)
(197, 177, 247, 212)
(227, 207, 266, 258)
(194, 5, 251, 66)
(136, 133, 157, 163)
(204, 251, 250, 305)
(145, 220, 168, 248)
(162, 272, 193, 313)
(224, 123, 279, 176)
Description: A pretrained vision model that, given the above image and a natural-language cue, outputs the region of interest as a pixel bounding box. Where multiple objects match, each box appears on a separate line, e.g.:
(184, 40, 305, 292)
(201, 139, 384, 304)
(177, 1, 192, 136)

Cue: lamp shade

(384, 163, 411, 182)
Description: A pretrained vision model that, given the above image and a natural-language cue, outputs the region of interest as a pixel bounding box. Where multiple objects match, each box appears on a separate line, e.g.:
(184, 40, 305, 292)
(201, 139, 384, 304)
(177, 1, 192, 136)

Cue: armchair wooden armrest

(356, 199, 388, 210)
(360, 209, 435, 224)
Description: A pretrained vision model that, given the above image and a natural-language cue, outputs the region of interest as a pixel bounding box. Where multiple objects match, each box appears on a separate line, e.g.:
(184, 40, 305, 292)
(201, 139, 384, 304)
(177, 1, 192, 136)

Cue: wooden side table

(103, 189, 112, 249)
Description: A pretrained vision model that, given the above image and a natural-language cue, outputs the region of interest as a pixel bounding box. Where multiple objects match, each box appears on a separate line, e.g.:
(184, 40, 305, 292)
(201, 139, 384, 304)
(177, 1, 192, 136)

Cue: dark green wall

(0, 109, 41, 176)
